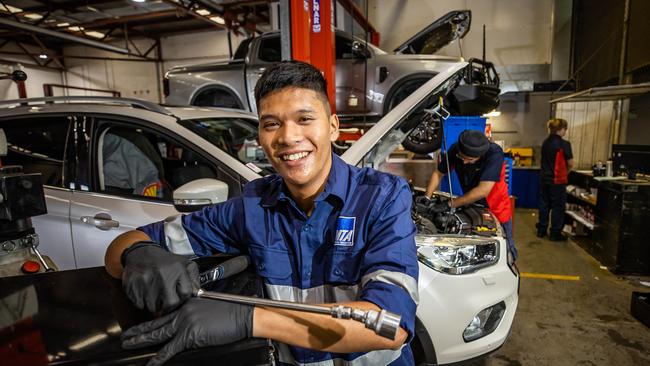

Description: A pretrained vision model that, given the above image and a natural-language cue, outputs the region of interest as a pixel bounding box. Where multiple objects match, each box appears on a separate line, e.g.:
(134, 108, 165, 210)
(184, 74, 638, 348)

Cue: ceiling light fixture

(24, 13, 43, 20)
(85, 31, 105, 38)
(131, 0, 146, 3)
(39, 54, 48, 59)
(57, 22, 70, 27)
(0, 4, 22, 13)
(210, 16, 225, 25)
(482, 110, 501, 118)
(67, 26, 84, 32)
(196, 9, 211, 16)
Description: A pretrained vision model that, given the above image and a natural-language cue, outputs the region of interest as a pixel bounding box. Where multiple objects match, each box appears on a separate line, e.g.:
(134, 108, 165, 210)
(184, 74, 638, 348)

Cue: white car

(0, 62, 518, 365)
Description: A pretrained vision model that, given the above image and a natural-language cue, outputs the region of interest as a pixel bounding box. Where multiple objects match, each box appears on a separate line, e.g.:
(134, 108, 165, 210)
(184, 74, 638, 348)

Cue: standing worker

(537, 118, 573, 241)
(104, 61, 418, 366)
(424, 129, 516, 260)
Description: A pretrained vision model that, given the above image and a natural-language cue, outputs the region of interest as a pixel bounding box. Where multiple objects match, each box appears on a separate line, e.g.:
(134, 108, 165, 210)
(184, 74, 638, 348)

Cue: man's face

(456, 151, 480, 164)
(258, 87, 339, 196)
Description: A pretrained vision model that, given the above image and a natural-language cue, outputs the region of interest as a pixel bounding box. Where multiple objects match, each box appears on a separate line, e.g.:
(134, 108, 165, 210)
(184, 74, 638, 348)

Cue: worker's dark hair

(254, 61, 330, 113)
(547, 118, 568, 134)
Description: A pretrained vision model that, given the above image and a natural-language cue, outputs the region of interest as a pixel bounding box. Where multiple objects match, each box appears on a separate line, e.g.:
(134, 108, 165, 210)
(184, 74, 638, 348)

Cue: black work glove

(121, 298, 253, 366)
(415, 196, 432, 215)
(122, 242, 199, 314)
(431, 201, 452, 214)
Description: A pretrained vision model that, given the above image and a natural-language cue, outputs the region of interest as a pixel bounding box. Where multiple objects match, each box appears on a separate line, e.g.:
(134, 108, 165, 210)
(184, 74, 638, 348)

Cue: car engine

(413, 194, 499, 236)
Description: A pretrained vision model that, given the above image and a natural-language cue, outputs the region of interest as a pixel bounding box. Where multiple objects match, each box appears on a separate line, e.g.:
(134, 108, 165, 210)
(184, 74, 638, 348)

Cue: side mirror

(173, 178, 228, 213)
(351, 41, 369, 59)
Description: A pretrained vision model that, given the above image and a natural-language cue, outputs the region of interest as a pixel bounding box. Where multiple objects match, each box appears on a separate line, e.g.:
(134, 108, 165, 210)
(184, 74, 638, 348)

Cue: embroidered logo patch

(335, 216, 355, 246)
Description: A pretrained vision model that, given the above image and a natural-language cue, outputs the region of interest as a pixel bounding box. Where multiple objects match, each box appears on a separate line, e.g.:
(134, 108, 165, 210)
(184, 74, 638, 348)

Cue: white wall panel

(555, 101, 614, 169)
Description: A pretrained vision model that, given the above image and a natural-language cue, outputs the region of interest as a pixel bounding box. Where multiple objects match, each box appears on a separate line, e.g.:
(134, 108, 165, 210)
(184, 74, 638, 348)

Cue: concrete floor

(479, 209, 650, 366)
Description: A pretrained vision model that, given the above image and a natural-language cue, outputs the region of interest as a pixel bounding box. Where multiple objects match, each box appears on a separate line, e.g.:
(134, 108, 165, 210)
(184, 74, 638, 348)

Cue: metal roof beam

(72, 9, 182, 29)
(0, 17, 130, 54)
(161, 0, 228, 31)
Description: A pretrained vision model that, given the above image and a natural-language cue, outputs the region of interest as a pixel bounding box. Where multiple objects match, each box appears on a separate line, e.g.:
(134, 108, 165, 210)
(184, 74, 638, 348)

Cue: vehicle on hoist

(164, 10, 500, 154)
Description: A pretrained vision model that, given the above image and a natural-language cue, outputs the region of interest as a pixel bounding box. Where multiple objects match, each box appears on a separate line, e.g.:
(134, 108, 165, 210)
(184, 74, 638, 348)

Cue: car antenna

(482, 24, 486, 63)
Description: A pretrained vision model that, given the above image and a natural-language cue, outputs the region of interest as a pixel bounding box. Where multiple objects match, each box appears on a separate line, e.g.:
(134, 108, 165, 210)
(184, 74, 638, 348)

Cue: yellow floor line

(520, 272, 581, 281)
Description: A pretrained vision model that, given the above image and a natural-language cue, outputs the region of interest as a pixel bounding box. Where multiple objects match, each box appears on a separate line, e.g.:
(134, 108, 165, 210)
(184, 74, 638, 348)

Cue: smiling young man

(104, 61, 418, 366)
(424, 129, 516, 259)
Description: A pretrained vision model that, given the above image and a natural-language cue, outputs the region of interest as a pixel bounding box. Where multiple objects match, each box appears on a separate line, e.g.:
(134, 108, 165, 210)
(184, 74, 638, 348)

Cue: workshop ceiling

(0, 0, 272, 46)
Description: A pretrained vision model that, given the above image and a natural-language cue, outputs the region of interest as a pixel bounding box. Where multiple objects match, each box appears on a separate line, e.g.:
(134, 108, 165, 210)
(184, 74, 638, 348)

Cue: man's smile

(280, 151, 311, 161)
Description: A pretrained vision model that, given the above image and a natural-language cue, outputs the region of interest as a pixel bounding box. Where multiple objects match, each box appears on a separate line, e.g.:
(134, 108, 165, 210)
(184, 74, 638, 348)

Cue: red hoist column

(290, 0, 336, 113)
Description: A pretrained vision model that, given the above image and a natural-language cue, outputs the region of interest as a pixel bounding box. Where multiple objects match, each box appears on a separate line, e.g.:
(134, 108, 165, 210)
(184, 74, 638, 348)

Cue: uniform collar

(260, 153, 349, 208)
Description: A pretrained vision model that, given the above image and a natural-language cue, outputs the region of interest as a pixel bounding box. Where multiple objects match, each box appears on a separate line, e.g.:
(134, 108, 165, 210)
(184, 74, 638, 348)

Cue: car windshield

(179, 117, 275, 176)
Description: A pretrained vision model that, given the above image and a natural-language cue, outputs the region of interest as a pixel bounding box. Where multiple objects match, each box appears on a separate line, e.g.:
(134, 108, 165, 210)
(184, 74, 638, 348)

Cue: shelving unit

(565, 210, 595, 230)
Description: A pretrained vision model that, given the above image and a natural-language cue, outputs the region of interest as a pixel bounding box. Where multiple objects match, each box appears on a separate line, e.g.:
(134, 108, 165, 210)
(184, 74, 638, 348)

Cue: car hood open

(393, 10, 471, 55)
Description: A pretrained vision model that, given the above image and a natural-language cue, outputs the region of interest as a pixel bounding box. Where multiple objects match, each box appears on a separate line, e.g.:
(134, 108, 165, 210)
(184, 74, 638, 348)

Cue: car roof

(165, 106, 257, 121)
(0, 97, 257, 122)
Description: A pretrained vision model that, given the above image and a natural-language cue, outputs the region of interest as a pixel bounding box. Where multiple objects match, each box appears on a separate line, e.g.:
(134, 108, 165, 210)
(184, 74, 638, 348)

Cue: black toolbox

(631, 291, 650, 327)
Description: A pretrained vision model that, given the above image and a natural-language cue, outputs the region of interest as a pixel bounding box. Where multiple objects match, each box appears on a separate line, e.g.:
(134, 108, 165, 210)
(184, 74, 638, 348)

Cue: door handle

(81, 213, 119, 231)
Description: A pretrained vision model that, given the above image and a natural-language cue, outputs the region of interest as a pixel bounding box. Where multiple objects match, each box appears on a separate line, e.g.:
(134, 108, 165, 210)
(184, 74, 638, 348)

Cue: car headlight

(415, 234, 499, 275)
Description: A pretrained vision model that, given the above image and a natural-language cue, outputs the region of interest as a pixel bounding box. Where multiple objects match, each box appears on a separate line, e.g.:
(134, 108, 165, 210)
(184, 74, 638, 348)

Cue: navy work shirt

(541, 134, 573, 185)
(438, 143, 511, 223)
(138, 154, 419, 366)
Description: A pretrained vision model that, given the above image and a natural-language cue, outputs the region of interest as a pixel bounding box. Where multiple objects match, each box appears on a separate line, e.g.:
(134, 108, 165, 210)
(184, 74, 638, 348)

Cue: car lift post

(287, 0, 336, 113)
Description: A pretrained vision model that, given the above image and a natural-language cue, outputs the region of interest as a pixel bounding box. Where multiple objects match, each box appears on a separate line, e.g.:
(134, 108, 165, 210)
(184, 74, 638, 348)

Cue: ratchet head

(364, 309, 402, 340)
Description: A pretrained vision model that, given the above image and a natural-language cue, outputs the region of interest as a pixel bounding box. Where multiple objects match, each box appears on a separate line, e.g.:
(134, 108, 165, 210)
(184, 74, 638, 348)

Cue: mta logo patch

(335, 216, 356, 247)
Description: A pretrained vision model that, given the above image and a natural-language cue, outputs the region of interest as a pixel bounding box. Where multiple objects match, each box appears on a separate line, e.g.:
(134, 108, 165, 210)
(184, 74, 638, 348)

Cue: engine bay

(412, 193, 500, 236)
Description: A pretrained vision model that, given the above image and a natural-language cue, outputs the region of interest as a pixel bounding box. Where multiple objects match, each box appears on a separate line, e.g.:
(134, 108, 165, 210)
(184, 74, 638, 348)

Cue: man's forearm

(253, 301, 407, 353)
(450, 181, 495, 208)
(425, 170, 444, 198)
(105, 230, 152, 278)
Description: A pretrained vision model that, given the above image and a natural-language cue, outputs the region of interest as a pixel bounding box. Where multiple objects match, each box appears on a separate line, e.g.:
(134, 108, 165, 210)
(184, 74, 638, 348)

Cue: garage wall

(63, 38, 161, 101)
(487, 92, 559, 164)
(626, 93, 650, 145)
(161, 31, 246, 71)
(0, 43, 64, 100)
(554, 101, 616, 169)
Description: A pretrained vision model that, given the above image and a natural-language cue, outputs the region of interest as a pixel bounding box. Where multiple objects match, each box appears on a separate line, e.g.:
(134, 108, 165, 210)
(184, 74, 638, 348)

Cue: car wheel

(412, 317, 437, 365)
(386, 78, 442, 154)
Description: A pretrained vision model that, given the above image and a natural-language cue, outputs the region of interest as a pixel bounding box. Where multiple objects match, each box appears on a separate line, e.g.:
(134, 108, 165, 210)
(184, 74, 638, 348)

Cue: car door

(335, 33, 376, 116)
(245, 34, 281, 114)
(69, 115, 240, 269)
(0, 115, 76, 270)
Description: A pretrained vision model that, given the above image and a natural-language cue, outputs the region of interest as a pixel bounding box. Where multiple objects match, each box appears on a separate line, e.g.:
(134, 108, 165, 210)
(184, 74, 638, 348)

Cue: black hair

(254, 61, 330, 112)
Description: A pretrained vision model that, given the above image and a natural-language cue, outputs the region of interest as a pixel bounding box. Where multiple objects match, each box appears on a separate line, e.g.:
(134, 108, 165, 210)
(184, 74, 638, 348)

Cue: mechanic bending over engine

(104, 61, 419, 366)
(423, 130, 516, 259)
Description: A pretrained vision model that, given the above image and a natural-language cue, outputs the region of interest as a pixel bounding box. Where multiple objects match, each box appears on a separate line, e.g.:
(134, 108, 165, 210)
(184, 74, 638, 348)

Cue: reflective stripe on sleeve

(361, 270, 419, 305)
(265, 283, 360, 303)
(163, 214, 195, 255)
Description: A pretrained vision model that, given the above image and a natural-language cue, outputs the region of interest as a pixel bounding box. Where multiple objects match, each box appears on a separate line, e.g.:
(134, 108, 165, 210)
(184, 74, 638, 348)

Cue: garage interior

(1, 0, 650, 365)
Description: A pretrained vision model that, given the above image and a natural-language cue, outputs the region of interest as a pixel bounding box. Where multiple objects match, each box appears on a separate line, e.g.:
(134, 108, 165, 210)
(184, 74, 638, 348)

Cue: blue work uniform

(138, 154, 419, 366)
